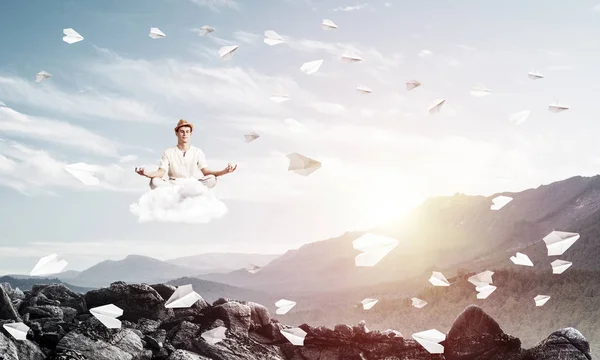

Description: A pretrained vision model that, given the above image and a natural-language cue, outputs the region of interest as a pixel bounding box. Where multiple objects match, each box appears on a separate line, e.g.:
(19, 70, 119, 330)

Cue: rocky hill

(0, 281, 591, 360)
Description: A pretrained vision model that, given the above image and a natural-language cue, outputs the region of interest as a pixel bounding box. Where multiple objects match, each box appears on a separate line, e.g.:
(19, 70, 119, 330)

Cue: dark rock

(525, 327, 591, 360)
(150, 284, 177, 302)
(447, 305, 504, 339)
(51, 349, 88, 359)
(0, 286, 21, 321)
(212, 300, 252, 336)
(28, 284, 87, 314)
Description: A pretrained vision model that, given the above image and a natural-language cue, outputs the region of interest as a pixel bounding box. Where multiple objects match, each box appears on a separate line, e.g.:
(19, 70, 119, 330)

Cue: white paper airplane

(528, 71, 544, 80)
(322, 19, 338, 30)
(406, 80, 421, 91)
(429, 99, 446, 114)
(218, 45, 239, 60)
(471, 85, 491, 97)
(353, 233, 398, 267)
(548, 102, 569, 113)
(509, 110, 531, 125)
(280, 328, 307, 346)
(64, 163, 101, 186)
(244, 132, 260, 143)
(264, 30, 285, 46)
(412, 329, 446, 354)
(468, 270, 495, 287)
(90, 304, 123, 329)
(300, 59, 323, 75)
(199, 25, 215, 36)
(287, 153, 321, 176)
(63, 28, 84, 44)
(510, 252, 534, 267)
(534, 295, 551, 307)
(356, 84, 372, 94)
(341, 52, 363, 63)
(551, 259, 572, 274)
(491, 195, 513, 210)
(2, 323, 30, 341)
(201, 326, 227, 345)
(476, 284, 497, 299)
(275, 299, 296, 315)
(35, 71, 52, 83)
(165, 284, 203, 308)
(149, 27, 166, 39)
(30, 254, 68, 276)
(361, 298, 378, 310)
(429, 271, 450, 287)
(412, 298, 428, 309)
(270, 94, 291, 103)
(246, 264, 262, 274)
(543, 231, 580, 256)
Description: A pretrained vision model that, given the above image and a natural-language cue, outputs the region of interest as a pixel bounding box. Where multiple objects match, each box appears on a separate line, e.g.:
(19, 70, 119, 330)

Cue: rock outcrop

(0, 281, 592, 359)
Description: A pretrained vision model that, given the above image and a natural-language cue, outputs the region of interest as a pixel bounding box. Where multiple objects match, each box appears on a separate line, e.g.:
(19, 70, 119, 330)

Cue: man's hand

(221, 163, 237, 175)
(135, 167, 147, 177)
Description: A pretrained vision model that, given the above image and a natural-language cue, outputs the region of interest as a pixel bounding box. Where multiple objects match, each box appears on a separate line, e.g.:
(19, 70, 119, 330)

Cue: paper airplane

(356, 84, 372, 94)
(30, 254, 68, 276)
(412, 298, 428, 309)
(341, 52, 362, 63)
(510, 252, 534, 267)
(406, 80, 421, 91)
(165, 284, 203, 308)
(471, 85, 491, 97)
(244, 132, 260, 143)
(491, 195, 512, 210)
(543, 231, 580, 256)
(199, 25, 214, 36)
(218, 45, 239, 60)
(428, 99, 446, 114)
(246, 264, 262, 274)
(548, 102, 569, 113)
(322, 19, 338, 30)
(35, 71, 52, 83)
(2, 323, 30, 341)
(149, 27, 166, 39)
(476, 285, 497, 299)
(509, 110, 531, 125)
(201, 326, 227, 345)
(280, 328, 307, 346)
(468, 270, 495, 287)
(64, 163, 101, 186)
(551, 259, 572, 274)
(270, 94, 291, 103)
(528, 71, 544, 80)
(429, 271, 450, 287)
(534, 295, 551, 307)
(63, 28, 83, 44)
(300, 59, 323, 75)
(275, 299, 296, 315)
(287, 152, 321, 176)
(90, 304, 123, 329)
(412, 329, 446, 354)
(361, 298, 378, 310)
(264, 30, 284, 45)
(353, 233, 398, 267)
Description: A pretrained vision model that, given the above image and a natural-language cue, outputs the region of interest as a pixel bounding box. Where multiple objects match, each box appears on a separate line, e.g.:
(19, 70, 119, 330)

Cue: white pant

(149, 175, 217, 189)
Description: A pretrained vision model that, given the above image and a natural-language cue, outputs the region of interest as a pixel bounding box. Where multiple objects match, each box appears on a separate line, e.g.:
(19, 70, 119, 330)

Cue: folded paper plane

(510, 252, 534, 267)
(429, 99, 446, 114)
(471, 85, 491, 97)
(2, 322, 30, 341)
(361, 298, 378, 310)
(275, 299, 296, 315)
(551, 259, 572, 274)
(406, 80, 421, 91)
(429, 271, 450, 287)
(199, 25, 215, 36)
(64, 163, 101, 185)
(322, 19, 338, 30)
(412, 297, 428, 309)
(353, 233, 398, 267)
(543, 231, 580, 256)
(280, 327, 307, 346)
(201, 326, 227, 345)
(63, 28, 83, 44)
(468, 270, 495, 287)
(548, 102, 569, 113)
(534, 295, 551, 307)
(264, 30, 285, 45)
(287, 153, 321, 176)
(491, 195, 512, 210)
(476, 284, 497, 299)
(165, 284, 203, 308)
(149, 28, 166, 39)
(218, 45, 239, 60)
(30, 254, 68, 276)
(36, 71, 52, 83)
(90, 304, 123, 329)
(356, 84, 372, 94)
(412, 329, 446, 354)
(300, 59, 323, 75)
(244, 132, 260, 143)
(528, 71, 544, 80)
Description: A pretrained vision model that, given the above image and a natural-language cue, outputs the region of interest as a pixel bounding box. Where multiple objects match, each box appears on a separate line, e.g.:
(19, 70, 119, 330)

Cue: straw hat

(174, 119, 194, 132)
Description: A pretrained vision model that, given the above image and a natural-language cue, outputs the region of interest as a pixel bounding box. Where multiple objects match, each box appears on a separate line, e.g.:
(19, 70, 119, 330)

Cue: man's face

(176, 126, 192, 142)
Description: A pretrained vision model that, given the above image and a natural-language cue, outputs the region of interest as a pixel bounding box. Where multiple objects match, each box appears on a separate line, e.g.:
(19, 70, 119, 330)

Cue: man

(135, 119, 237, 189)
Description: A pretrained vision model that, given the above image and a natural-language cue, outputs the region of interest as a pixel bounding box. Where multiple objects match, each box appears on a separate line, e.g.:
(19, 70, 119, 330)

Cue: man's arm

(198, 151, 236, 177)
(136, 151, 168, 178)
(145, 168, 166, 178)
(201, 167, 227, 177)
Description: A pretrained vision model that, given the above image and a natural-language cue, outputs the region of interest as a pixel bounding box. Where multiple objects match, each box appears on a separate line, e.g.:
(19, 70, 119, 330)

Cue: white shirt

(158, 146, 208, 179)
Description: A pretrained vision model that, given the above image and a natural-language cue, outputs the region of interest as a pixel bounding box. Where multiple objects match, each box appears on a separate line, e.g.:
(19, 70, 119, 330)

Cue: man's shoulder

(162, 146, 178, 154)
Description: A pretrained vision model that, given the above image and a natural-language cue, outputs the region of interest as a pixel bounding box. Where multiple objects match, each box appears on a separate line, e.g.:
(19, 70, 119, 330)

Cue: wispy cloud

(332, 3, 367, 12)
(233, 30, 261, 45)
(186, 0, 239, 11)
(592, 4, 600, 12)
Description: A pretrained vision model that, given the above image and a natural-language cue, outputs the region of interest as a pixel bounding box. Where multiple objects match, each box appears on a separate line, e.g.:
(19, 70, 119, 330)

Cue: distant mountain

(0, 276, 94, 294)
(5, 270, 82, 282)
(166, 253, 280, 273)
(198, 175, 600, 296)
(166, 277, 273, 305)
(68, 255, 199, 288)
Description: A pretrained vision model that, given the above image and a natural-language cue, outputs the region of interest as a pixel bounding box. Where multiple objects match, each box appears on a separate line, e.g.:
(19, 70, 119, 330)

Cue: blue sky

(2, 0, 600, 274)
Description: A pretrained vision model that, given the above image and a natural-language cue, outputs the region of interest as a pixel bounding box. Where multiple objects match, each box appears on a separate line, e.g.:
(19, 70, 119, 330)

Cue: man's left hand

(223, 163, 237, 174)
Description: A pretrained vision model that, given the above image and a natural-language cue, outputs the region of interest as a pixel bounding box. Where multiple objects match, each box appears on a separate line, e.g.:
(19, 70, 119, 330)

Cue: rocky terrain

(0, 281, 592, 360)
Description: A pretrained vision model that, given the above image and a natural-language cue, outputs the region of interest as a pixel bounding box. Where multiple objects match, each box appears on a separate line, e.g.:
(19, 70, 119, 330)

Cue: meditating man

(135, 119, 237, 189)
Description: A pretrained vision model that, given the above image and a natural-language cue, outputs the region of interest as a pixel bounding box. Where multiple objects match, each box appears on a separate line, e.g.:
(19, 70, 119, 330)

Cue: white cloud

(593, 4, 600, 12)
(418, 49, 433, 57)
(308, 102, 347, 115)
(186, 0, 239, 11)
(233, 30, 261, 45)
(332, 3, 367, 11)
(130, 178, 228, 223)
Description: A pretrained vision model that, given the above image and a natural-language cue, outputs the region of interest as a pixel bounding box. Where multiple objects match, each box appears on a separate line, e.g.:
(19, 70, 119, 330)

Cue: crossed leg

(149, 175, 217, 190)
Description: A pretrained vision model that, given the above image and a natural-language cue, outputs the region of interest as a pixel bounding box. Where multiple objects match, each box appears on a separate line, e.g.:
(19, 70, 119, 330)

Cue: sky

(2, 0, 600, 274)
